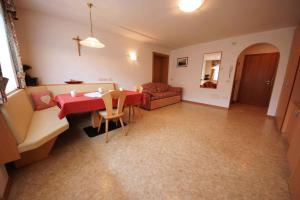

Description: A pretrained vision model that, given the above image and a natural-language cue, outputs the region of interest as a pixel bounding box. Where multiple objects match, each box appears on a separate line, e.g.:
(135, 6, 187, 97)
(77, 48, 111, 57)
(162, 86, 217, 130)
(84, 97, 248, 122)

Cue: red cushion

(31, 91, 56, 111)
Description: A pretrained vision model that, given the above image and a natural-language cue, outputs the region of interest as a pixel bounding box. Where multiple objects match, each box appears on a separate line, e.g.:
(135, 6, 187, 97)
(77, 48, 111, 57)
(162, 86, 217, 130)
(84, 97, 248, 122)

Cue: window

(0, 3, 18, 93)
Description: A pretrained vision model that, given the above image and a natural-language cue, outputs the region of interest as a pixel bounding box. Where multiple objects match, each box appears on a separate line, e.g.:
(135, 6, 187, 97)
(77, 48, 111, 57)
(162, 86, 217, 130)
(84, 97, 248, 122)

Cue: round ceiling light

(178, 0, 205, 13)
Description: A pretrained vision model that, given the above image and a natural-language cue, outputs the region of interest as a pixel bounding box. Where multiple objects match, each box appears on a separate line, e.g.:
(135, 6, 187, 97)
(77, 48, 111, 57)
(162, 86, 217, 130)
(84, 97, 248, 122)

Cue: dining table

(54, 90, 143, 128)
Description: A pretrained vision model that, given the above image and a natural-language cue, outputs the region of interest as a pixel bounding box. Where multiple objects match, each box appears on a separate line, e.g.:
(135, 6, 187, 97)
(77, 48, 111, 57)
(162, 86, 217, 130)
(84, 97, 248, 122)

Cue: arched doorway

(231, 43, 280, 108)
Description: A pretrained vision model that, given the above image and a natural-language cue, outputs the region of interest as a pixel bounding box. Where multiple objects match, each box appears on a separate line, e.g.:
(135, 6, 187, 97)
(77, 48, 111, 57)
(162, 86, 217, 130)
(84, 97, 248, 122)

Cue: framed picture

(177, 57, 188, 67)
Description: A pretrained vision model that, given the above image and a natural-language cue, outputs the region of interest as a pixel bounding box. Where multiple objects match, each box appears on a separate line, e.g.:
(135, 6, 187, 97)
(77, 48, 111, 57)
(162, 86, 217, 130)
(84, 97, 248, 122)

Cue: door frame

(230, 51, 280, 111)
(152, 52, 170, 83)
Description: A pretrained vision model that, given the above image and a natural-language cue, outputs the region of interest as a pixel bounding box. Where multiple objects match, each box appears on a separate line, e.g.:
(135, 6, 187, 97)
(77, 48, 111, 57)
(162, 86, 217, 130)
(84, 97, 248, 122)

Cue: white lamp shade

(80, 37, 105, 48)
(179, 0, 205, 13)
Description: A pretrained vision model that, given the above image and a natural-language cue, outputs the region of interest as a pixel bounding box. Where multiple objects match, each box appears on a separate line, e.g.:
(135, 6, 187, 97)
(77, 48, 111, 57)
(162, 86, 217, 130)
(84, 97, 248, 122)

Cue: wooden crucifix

(72, 36, 82, 56)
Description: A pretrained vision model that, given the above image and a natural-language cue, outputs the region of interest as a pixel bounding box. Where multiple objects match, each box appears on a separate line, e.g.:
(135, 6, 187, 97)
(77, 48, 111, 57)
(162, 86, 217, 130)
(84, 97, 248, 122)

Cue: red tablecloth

(54, 91, 142, 119)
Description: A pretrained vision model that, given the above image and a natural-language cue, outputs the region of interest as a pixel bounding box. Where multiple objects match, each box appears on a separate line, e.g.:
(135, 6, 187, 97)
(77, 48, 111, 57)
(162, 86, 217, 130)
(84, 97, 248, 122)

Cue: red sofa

(141, 83, 183, 110)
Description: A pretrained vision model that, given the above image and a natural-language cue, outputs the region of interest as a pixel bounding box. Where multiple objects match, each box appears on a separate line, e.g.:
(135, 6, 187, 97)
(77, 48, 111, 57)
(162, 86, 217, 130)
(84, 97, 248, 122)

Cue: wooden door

(152, 55, 162, 83)
(275, 27, 300, 131)
(238, 53, 279, 107)
(152, 52, 169, 83)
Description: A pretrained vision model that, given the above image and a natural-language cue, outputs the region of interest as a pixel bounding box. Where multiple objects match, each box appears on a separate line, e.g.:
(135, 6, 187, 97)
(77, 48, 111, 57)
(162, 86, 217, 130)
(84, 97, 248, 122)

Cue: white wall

(170, 28, 295, 116)
(0, 165, 8, 198)
(15, 9, 169, 90)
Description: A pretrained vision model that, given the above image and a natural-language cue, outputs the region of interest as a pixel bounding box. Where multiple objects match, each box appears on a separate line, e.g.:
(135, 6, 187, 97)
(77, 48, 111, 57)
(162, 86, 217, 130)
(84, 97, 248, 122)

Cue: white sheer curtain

(0, 2, 18, 93)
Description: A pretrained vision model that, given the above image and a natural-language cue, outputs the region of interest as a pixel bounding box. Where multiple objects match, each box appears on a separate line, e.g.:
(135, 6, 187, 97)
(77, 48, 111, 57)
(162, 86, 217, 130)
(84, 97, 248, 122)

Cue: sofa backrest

(142, 82, 169, 93)
(155, 83, 169, 92)
(142, 83, 157, 93)
(0, 89, 34, 144)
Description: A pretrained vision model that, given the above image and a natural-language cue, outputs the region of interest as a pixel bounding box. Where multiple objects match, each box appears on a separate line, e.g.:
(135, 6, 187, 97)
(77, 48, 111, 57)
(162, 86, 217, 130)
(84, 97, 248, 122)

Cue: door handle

(294, 110, 300, 117)
(265, 80, 271, 85)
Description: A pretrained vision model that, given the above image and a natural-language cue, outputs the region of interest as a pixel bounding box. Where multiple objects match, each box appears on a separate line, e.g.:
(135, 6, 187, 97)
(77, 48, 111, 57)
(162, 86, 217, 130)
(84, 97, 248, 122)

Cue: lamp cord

(88, 3, 94, 36)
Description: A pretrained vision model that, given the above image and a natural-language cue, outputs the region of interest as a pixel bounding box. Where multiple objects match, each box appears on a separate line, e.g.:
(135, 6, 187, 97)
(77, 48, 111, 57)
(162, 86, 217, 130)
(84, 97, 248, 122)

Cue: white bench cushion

(18, 106, 69, 153)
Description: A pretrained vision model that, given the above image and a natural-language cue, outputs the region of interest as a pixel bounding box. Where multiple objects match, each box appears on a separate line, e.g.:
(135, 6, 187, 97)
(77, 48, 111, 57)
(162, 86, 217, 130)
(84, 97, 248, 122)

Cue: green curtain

(1, 0, 25, 88)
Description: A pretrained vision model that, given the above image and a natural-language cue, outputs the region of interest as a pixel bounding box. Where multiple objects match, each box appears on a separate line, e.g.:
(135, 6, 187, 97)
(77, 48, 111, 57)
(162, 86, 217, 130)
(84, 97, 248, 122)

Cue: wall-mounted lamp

(129, 52, 137, 61)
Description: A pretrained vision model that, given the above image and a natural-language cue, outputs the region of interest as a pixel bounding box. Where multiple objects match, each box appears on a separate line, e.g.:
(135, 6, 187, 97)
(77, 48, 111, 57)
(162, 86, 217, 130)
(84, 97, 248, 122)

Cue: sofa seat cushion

(18, 106, 69, 153)
(151, 91, 180, 100)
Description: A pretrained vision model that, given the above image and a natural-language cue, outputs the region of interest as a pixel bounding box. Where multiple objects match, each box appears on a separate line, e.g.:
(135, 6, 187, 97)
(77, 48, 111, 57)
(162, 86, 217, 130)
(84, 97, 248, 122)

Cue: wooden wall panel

(275, 26, 300, 131)
(290, 159, 300, 200)
(0, 112, 20, 164)
(287, 103, 300, 173)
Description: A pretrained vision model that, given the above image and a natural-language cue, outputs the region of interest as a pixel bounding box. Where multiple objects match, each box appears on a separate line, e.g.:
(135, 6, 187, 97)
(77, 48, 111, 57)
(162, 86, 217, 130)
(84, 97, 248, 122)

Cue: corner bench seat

(1, 89, 69, 153)
(18, 106, 69, 153)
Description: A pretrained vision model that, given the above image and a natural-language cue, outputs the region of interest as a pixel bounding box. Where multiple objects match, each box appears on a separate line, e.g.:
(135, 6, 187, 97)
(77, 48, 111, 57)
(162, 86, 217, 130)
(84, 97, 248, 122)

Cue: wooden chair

(98, 90, 127, 143)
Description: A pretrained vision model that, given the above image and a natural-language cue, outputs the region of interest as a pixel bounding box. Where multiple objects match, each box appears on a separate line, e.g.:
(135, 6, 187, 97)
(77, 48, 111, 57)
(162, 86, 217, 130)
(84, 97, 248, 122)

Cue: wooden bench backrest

(0, 89, 33, 144)
(25, 82, 116, 109)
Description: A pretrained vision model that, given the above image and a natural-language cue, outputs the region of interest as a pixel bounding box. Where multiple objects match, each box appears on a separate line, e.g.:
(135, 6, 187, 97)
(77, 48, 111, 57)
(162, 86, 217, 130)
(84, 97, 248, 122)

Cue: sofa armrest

(141, 92, 152, 110)
(169, 87, 183, 94)
(142, 90, 154, 96)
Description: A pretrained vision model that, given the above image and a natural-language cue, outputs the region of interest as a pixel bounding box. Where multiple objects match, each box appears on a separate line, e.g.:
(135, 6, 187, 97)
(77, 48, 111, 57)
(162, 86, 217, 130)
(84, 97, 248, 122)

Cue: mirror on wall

(200, 52, 222, 89)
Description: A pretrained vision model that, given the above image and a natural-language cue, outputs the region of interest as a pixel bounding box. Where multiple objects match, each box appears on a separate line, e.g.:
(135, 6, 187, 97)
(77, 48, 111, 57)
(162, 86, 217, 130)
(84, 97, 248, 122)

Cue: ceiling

(15, 0, 300, 49)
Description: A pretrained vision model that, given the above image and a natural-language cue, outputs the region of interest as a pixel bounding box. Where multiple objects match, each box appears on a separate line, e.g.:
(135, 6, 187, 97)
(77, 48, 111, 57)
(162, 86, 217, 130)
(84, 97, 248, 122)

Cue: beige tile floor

(8, 103, 290, 200)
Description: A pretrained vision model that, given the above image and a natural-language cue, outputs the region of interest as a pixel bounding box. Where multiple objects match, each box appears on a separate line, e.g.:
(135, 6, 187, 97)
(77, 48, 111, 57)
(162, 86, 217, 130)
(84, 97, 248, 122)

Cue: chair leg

(128, 106, 131, 123)
(97, 115, 103, 133)
(105, 119, 109, 143)
(138, 105, 143, 117)
(134, 105, 142, 118)
(119, 117, 126, 136)
(132, 106, 135, 122)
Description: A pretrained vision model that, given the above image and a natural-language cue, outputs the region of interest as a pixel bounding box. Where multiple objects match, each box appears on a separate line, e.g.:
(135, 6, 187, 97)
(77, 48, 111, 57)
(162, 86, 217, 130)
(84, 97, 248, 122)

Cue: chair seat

(18, 106, 69, 153)
(99, 109, 124, 119)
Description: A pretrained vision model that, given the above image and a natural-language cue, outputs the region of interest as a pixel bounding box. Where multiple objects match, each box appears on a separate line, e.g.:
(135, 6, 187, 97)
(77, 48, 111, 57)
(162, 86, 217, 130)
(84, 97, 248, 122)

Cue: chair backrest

(102, 90, 126, 117)
(135, 85, 143, 93)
